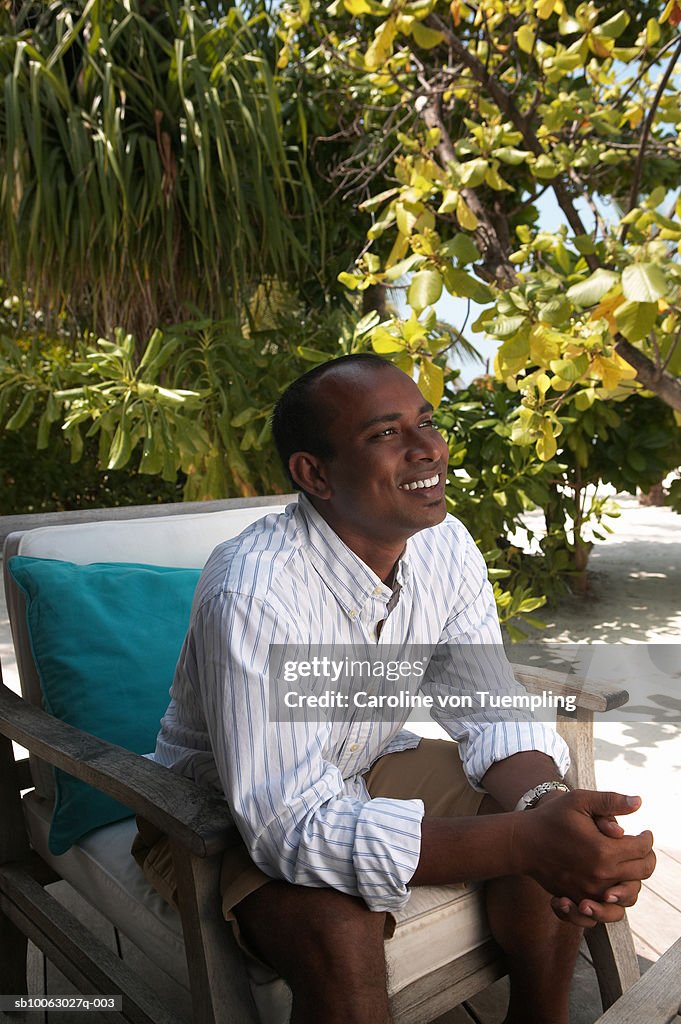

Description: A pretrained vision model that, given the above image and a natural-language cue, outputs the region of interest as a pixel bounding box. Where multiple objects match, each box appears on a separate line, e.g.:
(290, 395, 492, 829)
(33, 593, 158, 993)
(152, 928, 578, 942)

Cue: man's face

(309, 364, 450, 556)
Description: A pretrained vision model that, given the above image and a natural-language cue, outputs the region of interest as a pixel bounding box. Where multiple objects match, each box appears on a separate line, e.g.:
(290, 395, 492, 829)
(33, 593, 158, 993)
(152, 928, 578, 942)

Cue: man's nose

(405, 428, 444, 461)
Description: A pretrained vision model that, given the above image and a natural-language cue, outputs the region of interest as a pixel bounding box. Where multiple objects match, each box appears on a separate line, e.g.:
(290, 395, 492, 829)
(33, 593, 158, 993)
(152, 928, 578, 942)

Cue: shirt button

(349, 609, 358, 619)
(350, 744, 360, 752)
(373, 587, 382, 596)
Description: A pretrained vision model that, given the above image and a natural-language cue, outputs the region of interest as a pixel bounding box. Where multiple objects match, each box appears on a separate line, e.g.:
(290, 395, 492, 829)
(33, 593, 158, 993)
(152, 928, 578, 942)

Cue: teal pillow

(8, 556, 201, 855)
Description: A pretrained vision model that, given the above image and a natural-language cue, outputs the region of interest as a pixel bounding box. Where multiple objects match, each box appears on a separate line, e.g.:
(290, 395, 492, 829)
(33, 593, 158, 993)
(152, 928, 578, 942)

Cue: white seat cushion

(24, 793, 491, 1020)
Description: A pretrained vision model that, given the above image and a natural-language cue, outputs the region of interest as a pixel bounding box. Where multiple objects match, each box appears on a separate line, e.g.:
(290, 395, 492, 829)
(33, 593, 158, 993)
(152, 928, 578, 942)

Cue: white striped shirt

(155, 495, 569, 912)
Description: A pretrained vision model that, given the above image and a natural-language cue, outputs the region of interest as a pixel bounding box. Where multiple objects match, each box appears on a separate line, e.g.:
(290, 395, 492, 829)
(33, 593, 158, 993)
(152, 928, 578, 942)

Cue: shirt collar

(295, 494, 409, 613)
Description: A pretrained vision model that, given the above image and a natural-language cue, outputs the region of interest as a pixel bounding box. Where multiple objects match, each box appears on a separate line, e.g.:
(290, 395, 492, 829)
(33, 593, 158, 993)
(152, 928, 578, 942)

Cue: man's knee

(234, 881, 388, 984)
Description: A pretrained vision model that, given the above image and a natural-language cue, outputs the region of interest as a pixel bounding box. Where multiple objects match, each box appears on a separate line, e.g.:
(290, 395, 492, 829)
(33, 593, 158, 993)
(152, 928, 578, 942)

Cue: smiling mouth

(398, 473, 441, 492)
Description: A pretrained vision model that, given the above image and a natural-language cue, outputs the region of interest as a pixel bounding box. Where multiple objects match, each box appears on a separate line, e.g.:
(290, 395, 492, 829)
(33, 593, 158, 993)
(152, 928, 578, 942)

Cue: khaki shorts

(132, 738, 484, 944)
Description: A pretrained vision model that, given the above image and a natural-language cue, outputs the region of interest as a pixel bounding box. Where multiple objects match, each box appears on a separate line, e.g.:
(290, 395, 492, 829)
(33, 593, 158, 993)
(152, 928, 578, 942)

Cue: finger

(551, 898, 603, 929)
(601, 881, 641, 908)
(595, 815, 625, 838)
(614, 847, 656, 880)
(575, 791, 642, 819)
(576, 899, 626, 925)
(612, 831, 655, 867)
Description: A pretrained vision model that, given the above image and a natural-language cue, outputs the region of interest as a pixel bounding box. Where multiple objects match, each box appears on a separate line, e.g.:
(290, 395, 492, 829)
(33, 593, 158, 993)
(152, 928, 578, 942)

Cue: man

(138, 354, 654, 1024)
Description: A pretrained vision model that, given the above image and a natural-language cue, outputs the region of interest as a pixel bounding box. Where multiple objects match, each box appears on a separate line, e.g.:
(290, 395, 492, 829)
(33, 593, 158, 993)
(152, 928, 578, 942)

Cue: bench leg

(586, 919, 640, 1011)
(0, 906, 28, 996)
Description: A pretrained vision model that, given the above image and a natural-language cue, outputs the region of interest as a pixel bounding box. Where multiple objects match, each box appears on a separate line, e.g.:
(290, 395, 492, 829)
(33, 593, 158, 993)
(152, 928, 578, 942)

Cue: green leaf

(411, 23, 444, 47)
(458, 158, 488, 187)
(537, 296, 571, 325)
(621, 264, 668, 303)
(383, 253, 424, 281)
(549, 354, 589, 380)
(440, 233, 480, 266)
(486, 314, 527, 338)
(408, 269, 443, 312)
(566, 270, 620, 306)
(594, 10, 630, 38)
(493, 147, 529, 165)
(107, 421, 133, 470)
(443, 267, 493, 303)
(613, 300, 658, 342)
(532, 155, 559, 180)
(296, 346, 332, 363)
(6, 392, 36, 431)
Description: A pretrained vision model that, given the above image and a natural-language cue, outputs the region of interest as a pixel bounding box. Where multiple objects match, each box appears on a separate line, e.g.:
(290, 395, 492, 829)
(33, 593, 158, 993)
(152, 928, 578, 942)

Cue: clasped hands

(519, 790, 656, 929)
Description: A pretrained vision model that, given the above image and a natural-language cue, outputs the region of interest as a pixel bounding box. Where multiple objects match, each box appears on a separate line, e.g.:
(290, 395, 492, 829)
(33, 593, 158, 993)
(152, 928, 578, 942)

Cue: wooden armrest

(595, 936, 681, 1023)
(511, 663, 629, 713)
(0, 683, 237, 858)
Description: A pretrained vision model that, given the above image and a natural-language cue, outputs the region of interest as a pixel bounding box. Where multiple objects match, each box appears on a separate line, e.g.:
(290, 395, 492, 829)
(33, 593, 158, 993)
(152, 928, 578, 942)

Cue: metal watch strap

(514, 781, 570, 812)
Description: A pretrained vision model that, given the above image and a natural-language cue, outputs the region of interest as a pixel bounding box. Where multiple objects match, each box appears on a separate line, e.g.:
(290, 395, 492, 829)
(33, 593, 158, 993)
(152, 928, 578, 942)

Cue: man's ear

(288, 452, 332, 499)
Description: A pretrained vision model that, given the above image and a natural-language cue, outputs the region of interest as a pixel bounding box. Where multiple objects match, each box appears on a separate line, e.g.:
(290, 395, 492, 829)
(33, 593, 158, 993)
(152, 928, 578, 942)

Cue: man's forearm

(410, 751, 563, 886)
(480, 750, 564, 811)
(410, 812, 522, 886)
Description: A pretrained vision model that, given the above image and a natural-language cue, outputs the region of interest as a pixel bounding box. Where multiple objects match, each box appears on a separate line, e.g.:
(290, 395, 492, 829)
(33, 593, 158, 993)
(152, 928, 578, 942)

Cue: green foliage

(437, 375, 681, 631)
(0, 285, 352, 505)
(436, 378, 565, 637)
(276, 0, 681, 424)
(1, 414, 181, 515)
(0, 0, 324, 338)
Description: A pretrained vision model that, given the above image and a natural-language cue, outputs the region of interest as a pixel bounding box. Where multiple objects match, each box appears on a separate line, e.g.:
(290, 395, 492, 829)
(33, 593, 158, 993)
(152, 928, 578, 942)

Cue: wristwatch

(514, 781, 570, 811)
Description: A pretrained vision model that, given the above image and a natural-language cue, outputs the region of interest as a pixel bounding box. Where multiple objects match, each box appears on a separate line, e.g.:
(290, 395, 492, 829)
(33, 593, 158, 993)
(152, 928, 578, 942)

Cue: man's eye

(419, 419, 435, 429)
(376, 427, 397, 437)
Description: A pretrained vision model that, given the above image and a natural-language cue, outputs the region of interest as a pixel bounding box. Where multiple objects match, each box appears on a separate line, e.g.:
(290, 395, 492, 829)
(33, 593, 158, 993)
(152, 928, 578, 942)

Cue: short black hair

(272, 353, 394, 489)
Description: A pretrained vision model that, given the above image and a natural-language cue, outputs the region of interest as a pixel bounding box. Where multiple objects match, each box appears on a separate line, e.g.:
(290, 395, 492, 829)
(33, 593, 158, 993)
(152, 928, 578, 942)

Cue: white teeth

(400, 474, 440, 491)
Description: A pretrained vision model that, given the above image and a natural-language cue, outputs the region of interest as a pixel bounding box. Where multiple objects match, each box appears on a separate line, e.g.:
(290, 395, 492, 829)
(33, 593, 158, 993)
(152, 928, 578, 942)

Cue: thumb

(582, 792, 642, 818)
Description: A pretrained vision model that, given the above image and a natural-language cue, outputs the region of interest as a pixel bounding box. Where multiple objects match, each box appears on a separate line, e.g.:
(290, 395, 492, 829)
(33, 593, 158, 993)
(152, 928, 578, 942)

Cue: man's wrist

(514, 781, 570, 812)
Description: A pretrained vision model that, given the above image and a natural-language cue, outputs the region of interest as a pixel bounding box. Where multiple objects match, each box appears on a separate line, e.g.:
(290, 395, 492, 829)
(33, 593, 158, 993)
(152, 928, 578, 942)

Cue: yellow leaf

(590, 353, 637, 389)
(456, 194, 479, 230)
(438, 189, 459, 214)
(418, 359, 445, 407)
(485, 163, 514, 191)
(450, 0, 461, 26)
(365, 17, 398, 70)
(588, 33, 614, 57)
(536, 372, 551, 395)
(536, 421, 557, 461)
(372, 328, 407, 353)
(343, 0, 373, 13)
(590, 292, 625, 333)
(536, 0, 556, 19)
(529, 324, 561, 363)
(516, 25, 536, 53)
(386, 232, 410, 268)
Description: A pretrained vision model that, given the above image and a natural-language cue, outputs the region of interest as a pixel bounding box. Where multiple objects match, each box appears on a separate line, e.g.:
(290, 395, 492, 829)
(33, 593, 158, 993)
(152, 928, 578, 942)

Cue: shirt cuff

(352, 797, 424, 912)
(461, 722, 571, 791)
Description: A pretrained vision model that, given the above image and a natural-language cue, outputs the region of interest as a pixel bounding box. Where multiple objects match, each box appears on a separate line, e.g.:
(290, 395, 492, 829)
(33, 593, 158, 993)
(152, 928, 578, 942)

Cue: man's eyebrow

(359, 402, 434, 431)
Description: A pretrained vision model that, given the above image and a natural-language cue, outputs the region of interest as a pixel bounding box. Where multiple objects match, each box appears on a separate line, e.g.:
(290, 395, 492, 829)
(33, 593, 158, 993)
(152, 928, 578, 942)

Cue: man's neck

(304, 496, 405, 584)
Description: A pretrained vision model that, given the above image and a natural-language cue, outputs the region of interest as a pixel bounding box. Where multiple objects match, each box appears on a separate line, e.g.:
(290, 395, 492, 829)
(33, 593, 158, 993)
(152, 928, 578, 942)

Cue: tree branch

(614, 337, 681, 411)
(419, 86, 518, 288)
(621, 35, 681, 242)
